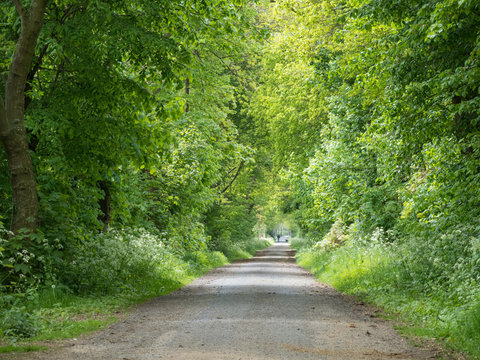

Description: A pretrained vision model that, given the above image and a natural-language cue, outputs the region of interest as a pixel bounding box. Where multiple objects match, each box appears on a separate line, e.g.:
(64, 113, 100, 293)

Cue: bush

(58, 229, 172, 295)
(223, 237, 272, 261)
(312, 219, 349, 252)
(0, 306, 38, 340)
(0, 288, 41, 342)
(289, 237, 310, 252)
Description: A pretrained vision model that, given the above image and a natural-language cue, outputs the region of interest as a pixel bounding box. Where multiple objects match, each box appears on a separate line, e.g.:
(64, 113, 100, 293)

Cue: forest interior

(1, 0, 480, 358)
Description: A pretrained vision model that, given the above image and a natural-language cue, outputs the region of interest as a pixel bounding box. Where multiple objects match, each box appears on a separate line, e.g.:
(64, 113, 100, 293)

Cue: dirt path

(10, 244, 438, 359)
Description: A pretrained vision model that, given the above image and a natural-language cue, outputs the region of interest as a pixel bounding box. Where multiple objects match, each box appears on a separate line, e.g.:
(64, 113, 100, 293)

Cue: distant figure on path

(276, 234, 280, 242)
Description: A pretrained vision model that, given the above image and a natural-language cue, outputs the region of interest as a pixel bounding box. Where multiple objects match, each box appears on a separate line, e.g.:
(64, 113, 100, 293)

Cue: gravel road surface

(9, 243, 437, 360)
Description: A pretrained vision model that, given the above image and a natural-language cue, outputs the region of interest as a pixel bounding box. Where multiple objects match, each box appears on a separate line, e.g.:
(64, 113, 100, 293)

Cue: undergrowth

(291, 234, 480, 359)
(223, 238, 272, 261)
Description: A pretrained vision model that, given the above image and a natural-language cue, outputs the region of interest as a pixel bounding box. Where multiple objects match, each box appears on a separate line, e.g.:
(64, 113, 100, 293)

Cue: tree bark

(97, 181, 111, 233)
(0, 0, 49, 233)
(185, 77, 190, 113)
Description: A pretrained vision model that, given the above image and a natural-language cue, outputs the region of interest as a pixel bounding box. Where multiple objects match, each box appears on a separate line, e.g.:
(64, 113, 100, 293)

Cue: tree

(0, 0, 48, 233)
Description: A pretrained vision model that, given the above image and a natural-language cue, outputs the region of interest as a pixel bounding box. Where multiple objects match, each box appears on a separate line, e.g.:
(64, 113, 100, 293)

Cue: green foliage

(1, 305, 39, 340)
(205, 198, 257, 253)
(0, 0, 264, 270)
(2, 0, 478, 356)
(0, 285, 41, 341)
(454, 303, 480, 356)
(58, 229, 182, 295)
(222, 238, 273, 261)
(35, 317, 119, 342)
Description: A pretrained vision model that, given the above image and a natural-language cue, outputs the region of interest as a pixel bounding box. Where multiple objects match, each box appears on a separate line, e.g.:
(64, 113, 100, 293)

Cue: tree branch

(221, 162, 243, 194)
(207, 49, 238, 77)
(12, 0, 24, 18)
(59, 4, 75, 24)
(24, 44, 49, 110)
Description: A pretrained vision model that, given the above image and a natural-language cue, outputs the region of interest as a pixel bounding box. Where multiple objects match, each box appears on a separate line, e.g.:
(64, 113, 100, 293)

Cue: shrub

(0, 306, 38, 340)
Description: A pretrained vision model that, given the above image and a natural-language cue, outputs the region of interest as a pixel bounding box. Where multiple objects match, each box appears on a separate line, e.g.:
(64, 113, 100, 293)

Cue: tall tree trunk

(0, 0, 49, 233)
(97, 181, 111, 233)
